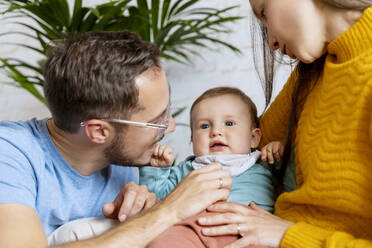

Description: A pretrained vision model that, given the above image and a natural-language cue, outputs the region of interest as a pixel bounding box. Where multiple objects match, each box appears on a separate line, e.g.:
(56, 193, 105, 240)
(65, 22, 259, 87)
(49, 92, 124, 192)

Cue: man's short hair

(44, 30, 161, 133)
(190, 86, 259, 132)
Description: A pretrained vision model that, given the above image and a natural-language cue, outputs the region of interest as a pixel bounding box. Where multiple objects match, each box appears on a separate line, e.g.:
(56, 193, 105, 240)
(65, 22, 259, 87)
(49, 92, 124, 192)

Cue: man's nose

(164, 116, 176, 134)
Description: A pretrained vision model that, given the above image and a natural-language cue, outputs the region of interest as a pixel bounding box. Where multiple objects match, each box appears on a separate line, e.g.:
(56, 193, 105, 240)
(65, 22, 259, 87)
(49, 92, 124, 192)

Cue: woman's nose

(268, 31, 280, 51)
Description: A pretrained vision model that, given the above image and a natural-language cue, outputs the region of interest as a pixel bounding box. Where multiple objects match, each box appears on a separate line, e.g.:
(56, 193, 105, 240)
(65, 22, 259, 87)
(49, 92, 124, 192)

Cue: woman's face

(249, 0, 327, 63)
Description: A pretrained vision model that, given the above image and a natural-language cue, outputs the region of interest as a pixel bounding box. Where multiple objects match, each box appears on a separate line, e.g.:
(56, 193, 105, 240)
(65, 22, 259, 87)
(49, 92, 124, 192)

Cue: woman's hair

(189, 87, 259, 140)
(253, 0, 372, 192)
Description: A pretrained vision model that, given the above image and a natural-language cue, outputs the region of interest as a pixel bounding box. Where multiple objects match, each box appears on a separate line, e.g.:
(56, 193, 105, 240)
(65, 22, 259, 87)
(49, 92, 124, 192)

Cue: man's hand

(102, 182, 158, 222)
(160, 163, 232, 223)
(150, 144, 175, 167)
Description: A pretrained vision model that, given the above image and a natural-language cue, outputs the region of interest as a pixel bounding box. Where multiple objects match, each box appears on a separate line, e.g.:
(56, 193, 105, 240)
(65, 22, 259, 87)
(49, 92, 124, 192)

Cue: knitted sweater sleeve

(258, 68, 299, 148)
(280, 78, 372, 248)
(281, 222, 372, 248)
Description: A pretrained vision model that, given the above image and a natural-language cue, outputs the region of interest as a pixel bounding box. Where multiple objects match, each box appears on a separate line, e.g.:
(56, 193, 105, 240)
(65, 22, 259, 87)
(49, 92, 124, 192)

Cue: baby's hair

(190, 87, 259, 133)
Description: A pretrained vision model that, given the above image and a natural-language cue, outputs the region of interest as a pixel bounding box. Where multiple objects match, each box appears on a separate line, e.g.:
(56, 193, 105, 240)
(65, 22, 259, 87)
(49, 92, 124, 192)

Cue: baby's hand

(150, 144, 175, 167)
(261, 141, 284, 164)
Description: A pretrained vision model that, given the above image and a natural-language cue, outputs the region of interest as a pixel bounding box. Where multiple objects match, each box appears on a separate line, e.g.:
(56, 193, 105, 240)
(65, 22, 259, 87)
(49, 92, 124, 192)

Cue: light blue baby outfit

(0, 118, 138, 236)
(139, 151, 275, 212)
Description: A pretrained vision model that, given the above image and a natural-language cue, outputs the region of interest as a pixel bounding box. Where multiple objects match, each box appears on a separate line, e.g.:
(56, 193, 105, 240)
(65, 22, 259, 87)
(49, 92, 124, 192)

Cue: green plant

(0, 0, 241, 104)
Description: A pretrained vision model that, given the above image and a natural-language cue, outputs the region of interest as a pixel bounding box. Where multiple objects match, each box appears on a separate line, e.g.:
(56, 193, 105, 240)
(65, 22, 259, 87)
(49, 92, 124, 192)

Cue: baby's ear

(250, 128, 262, 148)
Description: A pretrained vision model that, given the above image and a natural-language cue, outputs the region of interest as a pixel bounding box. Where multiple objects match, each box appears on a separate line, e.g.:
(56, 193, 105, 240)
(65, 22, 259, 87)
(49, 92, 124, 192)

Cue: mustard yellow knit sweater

(259, 7, 372, 248)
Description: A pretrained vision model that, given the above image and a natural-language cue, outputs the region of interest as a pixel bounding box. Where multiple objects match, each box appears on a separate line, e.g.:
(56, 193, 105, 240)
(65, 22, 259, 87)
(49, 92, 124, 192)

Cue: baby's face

(191, 94, 258, 157)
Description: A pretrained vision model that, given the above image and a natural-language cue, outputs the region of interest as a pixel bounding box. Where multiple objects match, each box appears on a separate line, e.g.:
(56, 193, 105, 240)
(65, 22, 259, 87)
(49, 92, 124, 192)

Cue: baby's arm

(261, 141, 284, 164)
(140, 158, 194, 199)
(150, 144, 175, 167)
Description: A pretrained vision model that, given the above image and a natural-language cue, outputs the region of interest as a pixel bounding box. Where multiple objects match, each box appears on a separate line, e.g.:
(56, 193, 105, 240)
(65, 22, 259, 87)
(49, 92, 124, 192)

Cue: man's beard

(103, 131, 164, 167)
(103, 132, 139, 167)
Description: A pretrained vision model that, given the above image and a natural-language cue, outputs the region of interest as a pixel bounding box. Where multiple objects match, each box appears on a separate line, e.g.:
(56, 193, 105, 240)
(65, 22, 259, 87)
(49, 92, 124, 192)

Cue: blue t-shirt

(0, 118, 138, 236)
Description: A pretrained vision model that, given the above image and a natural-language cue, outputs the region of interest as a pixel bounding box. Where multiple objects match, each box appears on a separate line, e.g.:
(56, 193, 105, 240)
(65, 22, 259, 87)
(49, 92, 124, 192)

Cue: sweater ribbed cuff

(280, 222, 332, 248)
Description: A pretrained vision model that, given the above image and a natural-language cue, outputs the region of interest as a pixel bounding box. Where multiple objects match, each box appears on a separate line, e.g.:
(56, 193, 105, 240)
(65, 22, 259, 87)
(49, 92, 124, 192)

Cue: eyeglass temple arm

(80, 120, 167, 129)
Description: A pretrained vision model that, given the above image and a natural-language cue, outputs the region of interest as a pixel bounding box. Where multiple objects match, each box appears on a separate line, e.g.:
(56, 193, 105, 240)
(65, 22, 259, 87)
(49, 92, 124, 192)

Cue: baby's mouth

(209, 141, 228, 150)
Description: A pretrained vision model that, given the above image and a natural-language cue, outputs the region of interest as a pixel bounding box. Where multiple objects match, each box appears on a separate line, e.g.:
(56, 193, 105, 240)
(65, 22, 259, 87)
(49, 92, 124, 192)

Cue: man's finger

(129, 190, 148, 216)
(117, 189, 137, 222)
(102, 202, 115, 218)
(143, 193, 158, 211)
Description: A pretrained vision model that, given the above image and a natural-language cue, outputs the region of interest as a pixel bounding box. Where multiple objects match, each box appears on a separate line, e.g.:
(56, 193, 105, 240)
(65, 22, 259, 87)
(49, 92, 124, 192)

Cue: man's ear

(83, 120, 112, 144)
(250, 128, 262, 149)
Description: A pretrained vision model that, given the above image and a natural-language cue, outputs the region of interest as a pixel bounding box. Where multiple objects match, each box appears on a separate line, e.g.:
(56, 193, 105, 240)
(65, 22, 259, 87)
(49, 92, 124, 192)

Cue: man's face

(104, 67, 175, 166)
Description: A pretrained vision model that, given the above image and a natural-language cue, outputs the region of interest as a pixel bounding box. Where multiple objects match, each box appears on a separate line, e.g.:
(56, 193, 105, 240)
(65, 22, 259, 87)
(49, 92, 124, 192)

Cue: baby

(140, 86, 281, 210)
(141, 87, 284, 248)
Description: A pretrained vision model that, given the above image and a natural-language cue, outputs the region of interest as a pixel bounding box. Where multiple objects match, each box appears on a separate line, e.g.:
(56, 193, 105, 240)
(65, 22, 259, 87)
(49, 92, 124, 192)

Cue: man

(0, 31, 232, 247)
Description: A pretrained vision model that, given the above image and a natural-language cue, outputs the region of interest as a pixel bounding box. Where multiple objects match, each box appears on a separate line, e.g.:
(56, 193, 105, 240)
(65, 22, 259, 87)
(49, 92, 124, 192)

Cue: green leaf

(173, 0, 198, 16)
(1, 42, 45, 55)
(160, 0, 171, 28)
(151, 0, 160, 41)
(172, 106, 187, 118)
(136, 0, 150, 41)
(167, 0, 184, 19)
(0, 58, 43, 74)
(0, 59, 46, 103)
(69, 7, 89, 32)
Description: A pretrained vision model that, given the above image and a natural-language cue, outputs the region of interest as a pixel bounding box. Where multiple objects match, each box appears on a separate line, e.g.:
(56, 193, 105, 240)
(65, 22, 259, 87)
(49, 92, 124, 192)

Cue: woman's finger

(249, 202, 271, 216)
(198, 212, 244, 226)
(202, 223, 242, 236)
(207, 201, 250, 215)
(224, 235, 259, 248)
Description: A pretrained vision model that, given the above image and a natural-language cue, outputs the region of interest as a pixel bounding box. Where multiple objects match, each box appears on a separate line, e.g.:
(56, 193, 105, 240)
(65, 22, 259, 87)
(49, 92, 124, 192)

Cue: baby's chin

(196, 150, 234, 157)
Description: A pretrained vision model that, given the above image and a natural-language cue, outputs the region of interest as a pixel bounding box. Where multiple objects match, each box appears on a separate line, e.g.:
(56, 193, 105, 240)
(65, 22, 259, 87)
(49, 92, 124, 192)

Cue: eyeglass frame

(80, 103, 171, 137)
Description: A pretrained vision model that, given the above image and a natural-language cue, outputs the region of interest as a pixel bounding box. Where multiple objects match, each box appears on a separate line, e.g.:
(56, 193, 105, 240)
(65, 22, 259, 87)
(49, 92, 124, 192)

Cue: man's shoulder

(0, 118, 46, 156)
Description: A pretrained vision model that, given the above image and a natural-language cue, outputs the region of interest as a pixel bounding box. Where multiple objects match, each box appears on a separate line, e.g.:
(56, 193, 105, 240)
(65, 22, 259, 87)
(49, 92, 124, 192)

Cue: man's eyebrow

(148, 104, 169, 123)
(147, 84, 171, 123)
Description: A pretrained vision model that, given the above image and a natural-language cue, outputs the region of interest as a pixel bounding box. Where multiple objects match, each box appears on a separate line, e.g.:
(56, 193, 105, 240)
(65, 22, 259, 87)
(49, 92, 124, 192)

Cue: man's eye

(225, 121, 235, 127)
(200, 123, 210, 129)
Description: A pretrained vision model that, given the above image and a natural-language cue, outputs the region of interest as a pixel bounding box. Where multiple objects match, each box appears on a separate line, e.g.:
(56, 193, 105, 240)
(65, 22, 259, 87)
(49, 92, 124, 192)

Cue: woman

(197, 0, 372, 247)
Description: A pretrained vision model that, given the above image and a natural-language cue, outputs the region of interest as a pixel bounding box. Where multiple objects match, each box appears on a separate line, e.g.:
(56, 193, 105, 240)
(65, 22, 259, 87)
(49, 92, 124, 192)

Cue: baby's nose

(211, 127, 224, 137)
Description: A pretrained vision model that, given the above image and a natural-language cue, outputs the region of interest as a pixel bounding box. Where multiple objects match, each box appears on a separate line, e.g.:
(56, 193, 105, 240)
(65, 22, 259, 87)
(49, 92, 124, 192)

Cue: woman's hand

(198, 201, 294, 248)
(160, 163, 233, 223)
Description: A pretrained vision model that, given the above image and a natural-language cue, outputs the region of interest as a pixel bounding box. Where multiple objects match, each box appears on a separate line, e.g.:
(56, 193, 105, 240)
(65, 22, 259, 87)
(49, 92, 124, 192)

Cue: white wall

(0, 0, 292, 162)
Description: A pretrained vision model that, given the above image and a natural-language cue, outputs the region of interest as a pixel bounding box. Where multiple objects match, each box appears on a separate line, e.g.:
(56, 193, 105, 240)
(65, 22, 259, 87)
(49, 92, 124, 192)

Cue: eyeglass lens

(156, 108, 171, 138)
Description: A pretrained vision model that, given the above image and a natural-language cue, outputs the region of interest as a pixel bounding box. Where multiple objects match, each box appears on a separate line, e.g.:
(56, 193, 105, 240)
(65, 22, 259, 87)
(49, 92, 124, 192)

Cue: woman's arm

(258, 68, 299, 148)
(197, 202, 372, 248)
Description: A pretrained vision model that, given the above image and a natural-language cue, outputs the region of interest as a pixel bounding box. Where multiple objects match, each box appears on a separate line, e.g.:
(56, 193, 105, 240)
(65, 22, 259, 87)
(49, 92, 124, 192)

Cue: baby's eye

(200, 123, 210, 129)
(225, 121, 235, 127)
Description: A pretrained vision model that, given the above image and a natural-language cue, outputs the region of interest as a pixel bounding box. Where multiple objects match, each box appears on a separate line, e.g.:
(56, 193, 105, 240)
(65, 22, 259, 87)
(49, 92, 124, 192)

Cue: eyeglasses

(80, 104, 171, 138)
